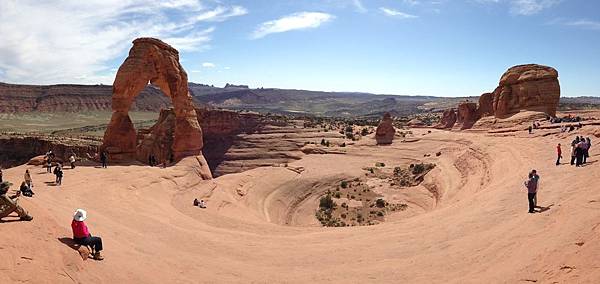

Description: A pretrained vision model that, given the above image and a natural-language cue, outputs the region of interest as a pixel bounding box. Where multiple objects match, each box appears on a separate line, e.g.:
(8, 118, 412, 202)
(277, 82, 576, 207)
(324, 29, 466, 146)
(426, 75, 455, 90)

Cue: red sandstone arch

(101, 38, 203, 161)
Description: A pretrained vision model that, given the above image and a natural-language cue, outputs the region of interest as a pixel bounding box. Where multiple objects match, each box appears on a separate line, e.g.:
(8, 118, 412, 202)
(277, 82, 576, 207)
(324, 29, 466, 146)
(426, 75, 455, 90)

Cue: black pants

(556, 155, 561, 165)
(71, 162, 75, 169)
(571, 155, 576, 165)
(75, 236, 103, 252)
(101, 161, 107, 168)
(528, 193, 536, 213)
(576, 154, 584, 166)
(57, 176, 62, 185)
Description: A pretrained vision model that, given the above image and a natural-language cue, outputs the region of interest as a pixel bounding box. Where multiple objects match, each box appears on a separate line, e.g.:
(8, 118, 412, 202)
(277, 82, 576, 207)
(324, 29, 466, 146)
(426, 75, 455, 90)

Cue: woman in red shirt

(71, 209, 104, 260)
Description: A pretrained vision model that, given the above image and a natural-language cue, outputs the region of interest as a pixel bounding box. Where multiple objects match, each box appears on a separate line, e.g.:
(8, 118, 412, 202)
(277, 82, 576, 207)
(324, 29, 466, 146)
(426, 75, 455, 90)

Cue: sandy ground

(1, 124, 600, 283)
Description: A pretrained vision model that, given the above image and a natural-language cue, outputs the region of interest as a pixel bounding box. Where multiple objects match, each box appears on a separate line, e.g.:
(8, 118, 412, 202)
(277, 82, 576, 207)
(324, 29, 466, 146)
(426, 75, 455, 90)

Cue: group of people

(569, 136, 591, 167)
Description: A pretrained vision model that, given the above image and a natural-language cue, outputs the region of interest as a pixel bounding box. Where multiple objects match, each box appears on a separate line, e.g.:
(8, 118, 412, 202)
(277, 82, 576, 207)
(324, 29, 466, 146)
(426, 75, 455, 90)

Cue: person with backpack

(71, 209, 104, 260)
(19, 181, 34, 197)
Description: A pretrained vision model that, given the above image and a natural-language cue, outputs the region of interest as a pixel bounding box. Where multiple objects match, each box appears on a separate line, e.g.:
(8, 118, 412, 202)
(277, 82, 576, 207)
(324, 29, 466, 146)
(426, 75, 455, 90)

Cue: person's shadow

(44, 181, 58, 186)
(58, 237, 92, 260)
(535, 203, 554, 213)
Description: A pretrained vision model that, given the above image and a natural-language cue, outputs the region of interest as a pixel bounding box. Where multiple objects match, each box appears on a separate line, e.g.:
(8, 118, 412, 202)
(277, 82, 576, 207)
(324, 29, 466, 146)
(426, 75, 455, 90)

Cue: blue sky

(0, 0, 598, 97)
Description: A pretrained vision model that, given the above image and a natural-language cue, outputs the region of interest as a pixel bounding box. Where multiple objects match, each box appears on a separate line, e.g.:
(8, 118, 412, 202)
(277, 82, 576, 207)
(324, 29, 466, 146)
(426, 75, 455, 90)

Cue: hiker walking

(71, 209, 104, 260)
(0, 182, 33, 221)
(24, 169, 33, 188)
(524, 172, 538, 213)
(69, 154, 76, 169)
(556, 143, 562, 166)
(54, 164, 63, 185)
(100, 151, 108, 168)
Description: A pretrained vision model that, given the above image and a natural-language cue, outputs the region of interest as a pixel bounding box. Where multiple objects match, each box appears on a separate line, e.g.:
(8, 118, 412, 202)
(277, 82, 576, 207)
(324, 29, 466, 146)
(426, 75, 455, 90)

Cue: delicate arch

(101, 38, 203, 161)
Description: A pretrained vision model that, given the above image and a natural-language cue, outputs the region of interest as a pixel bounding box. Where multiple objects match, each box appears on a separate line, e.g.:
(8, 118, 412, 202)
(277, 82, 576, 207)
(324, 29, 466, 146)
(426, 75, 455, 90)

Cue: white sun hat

(73, 209, 87, 222)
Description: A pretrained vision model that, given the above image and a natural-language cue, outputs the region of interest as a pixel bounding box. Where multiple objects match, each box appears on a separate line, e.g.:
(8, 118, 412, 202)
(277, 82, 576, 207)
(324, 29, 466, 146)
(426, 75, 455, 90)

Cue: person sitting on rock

(0, 181, 33, 221)
(19, 181, 34, 197)
(71, 209, 104, 260)
(24, 169, 33, 188)
(193, 198, 206, 208)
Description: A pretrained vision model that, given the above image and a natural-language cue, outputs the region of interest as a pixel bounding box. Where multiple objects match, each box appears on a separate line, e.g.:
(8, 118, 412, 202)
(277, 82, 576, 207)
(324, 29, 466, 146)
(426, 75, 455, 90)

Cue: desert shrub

(393, 167, 402, 176)
(341, 213, 347, 219)
(340, 142, 346, 147)
(333, 191, 341, 198)
(375, 162, 385, 167)
(376, 211, 384, 217)
(340, 180, 348, 188)
(346, 132, 354, 140)
(361, 128, 369, 136)
(345, 126, 353, 133)
(325, 141, 330, 147)
(321, 139, 326, 146)
(319, 195, 335, 210)
(375, 198, 386, 208)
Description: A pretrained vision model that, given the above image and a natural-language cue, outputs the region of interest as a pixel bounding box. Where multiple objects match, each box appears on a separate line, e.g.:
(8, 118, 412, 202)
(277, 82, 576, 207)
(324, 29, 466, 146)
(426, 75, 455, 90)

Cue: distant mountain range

(0, 81, 597, 118)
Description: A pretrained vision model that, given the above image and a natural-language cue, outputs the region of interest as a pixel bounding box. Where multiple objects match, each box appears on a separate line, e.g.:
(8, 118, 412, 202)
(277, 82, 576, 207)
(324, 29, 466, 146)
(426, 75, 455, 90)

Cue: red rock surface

(436, 108, 457, 129)
(102, 38, 203, 162)
(455, 102, 479, 130)
(477, 92, 494, 117)
(492, 64, 560, 117)
(375, 113, 395, 144)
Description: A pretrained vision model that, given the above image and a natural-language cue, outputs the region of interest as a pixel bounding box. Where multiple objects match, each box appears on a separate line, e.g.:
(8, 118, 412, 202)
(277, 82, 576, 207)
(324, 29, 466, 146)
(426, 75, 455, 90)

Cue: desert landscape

(2, 1, 600, 283)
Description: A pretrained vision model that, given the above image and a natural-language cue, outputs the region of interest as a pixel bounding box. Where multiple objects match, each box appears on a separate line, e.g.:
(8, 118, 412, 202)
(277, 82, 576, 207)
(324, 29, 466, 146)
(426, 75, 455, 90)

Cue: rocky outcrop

(102, 38, 204, 164)
(375, 113, 395, 145)
(477, 93, 494, 117)
(407, 118, 426, 127)
(0, 82, 172, 113)
(492, 64, 560, 117)
(0, 134, 99, 168)
(438, 64, 560, 130)
(455, 102, 479, 130)
(436, 108, 457, 129)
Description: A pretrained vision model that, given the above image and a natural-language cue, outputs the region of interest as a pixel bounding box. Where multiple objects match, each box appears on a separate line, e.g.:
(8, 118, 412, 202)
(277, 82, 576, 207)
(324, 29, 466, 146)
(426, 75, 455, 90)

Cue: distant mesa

(224, 83, 249, 89)
(101, 37, 209, 177)
(437, 64, 560, 129)
(376, 112, 395, 145)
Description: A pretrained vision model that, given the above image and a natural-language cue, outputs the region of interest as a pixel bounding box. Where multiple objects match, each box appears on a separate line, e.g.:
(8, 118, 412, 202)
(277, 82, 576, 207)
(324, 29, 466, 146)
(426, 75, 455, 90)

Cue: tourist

(0, 181, 33, 221)
(576, 139, 585, 167)
(556, 143, 562, 166)
(528, 125, 533, 134)
(71, 209, 104, 260)
(69, 154, 76, 169)
(524, 174, 538, 213)
(54, 164, 63, 185)
(19, 181, 34, 197)
(193, 198, 206, 208)
(529, 170, 540, 206)
(148, 154, 156, 167)
(570, 137, 580, 165)
(24, 169, 33, 188)
(45, 150, 55, 173)
(100, 151, 108, 168)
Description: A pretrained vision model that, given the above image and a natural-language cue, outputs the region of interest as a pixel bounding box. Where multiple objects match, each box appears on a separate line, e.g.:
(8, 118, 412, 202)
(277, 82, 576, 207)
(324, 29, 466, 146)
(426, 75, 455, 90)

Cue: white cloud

(566, 19, 600, 30)
(510, 0, 560, 15)
(404, 0, 421, 5)
(251, 12, 335, 39)
(0, 0, 247, 84)
(379, 7, 419, 19)
(224, 67, 231, 70)
(352, 0, 368, 13)
(475, 0, 560, 15)
(202, 62, 216, 68)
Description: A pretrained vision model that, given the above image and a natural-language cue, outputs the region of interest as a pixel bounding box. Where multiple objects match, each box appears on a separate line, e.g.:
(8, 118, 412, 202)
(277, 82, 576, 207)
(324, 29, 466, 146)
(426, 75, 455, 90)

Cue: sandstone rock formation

(437, 64, 560, 130)
(376, 113, 395, 145)
(492, 64, 560, 117)
(436, 108, 457, 129)
(455, 102, 479, 130)
(102, 38, 203, 162)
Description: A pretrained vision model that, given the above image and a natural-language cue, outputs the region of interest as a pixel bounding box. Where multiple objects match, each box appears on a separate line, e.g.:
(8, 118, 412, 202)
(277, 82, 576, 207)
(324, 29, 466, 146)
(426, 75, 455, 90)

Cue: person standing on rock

(556, 143, 562, 166)
(24, 169, 33, 188)
(524, 173, 538, 213)
(71, 209, 104, 260)
(570, 137, 579, 166)
(100, 151, 108, 168)
(0, 182, 33, 221)
(55, 164, 63, 186)
(575, 139, 585, 167)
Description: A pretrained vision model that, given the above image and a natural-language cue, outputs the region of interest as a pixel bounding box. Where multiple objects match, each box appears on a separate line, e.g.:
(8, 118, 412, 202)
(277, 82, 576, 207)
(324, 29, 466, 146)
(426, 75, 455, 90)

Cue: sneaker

(20, 215, 33, 221)
(93, 252, 104, 261)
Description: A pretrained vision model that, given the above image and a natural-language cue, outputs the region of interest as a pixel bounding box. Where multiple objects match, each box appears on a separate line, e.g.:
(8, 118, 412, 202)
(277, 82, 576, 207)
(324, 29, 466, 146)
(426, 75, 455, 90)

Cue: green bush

(319, 195, 335, 210)
(340, 180, 348, 188)
(375, 199, 386, 208)
(361, 128, 369, 136)
(412, 163, 426, 175)
(375, 162, 385, 167)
